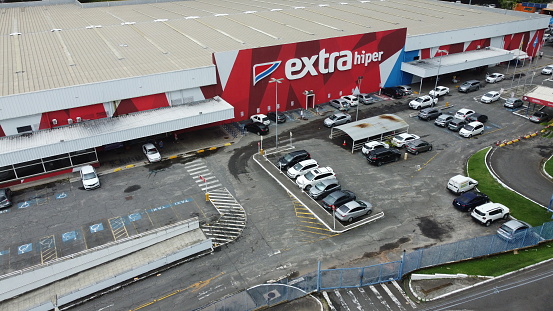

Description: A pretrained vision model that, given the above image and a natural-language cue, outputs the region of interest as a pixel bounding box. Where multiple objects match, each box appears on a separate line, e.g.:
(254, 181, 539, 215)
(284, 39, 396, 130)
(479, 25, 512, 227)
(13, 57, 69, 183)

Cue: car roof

(475, 202, 506, 212)
(143, 143, 156, 148)
(297, 159, 317, 166)
(485, 91, 499, 95)
(502, 220, 529, 230)
(80, 165, 95, 173)
(313, 167, 333, 174)
(333, 112, 348, 117)
(457, 108, 473, 113)
(365, 141, 385, 146)
(315, 178, 339, 186)
(467, 121, 483, 126)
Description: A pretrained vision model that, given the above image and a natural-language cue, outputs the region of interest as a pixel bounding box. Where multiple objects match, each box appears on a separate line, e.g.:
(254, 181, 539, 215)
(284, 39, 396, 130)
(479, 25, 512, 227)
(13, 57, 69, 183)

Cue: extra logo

(252, 49, 384, 85)
(253, 61, 281, 85)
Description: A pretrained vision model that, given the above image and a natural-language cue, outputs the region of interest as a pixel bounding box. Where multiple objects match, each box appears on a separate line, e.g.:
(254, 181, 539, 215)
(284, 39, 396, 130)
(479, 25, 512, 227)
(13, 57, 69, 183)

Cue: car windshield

(337, 205, 350, 213)
(500, 225, 515, 234)
(314, 182, 327, 190)
(0, 195, 6, 201)
(329, 114, 339, 120)
(393, 135, 404, 141)
(463, 125, 475, 131)
(415, 98, 424, 102)
(473, 209, 485, 216)
(83, 172, 96, 180)
(484, 92, 494, 97)
(304, 171, 316, 180)
(292, 162, 304, 170)
(146, 147, 158, 154)
(283, 154, 294, 161)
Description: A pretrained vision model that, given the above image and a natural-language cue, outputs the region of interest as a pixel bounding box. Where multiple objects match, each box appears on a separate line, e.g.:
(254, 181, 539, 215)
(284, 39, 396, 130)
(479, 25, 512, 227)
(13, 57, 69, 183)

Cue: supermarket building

(0, 0, 549, 185)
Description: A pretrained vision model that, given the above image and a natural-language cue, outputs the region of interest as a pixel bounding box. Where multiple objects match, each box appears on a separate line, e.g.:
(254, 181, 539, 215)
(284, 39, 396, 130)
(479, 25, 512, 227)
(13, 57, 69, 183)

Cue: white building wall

(0, 66, 216, 121)
(0, 114, 42, 136)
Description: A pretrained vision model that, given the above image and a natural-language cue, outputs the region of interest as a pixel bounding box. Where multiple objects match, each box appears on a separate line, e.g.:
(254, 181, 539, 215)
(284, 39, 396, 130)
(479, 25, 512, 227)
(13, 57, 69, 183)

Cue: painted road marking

(129, 213, 142, 222)
(18, 201, 31, 209)
(0, 250, 8, 256)
(56, 192, 68, 199)
(90, 223, 104, 233)
(18, 243, 33, 254)
(39, 235, 57, 263)
(109, 217, 129, 241)
(172, 198, 193, 206)
(62, 231, 77, 242)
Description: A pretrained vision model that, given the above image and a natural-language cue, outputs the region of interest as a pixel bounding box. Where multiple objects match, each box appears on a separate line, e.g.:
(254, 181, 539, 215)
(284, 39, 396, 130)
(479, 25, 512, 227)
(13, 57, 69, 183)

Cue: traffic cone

(342, 140, 346, 146)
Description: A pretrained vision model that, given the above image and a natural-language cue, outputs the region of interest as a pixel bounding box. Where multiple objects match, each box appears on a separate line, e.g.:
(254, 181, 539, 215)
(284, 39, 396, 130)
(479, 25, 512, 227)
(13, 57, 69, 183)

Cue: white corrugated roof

(0, 97, 234, 166)
(333, 114, 409, 141)
(0, 0, 535, 97)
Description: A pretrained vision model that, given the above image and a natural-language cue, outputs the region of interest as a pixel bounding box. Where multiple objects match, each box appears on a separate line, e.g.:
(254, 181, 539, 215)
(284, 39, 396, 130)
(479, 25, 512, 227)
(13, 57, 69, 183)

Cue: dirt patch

(124, 185, 141, 193)
(228, 142, 258, 180)
(417, 216, 452, 241)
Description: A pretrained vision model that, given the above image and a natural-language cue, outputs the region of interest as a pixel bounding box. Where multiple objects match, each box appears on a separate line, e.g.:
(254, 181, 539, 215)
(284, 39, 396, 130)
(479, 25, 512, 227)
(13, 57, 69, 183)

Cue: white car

(459, 121, 484, 138)
(429, 86, 450, 97)
(142, 143, 161, 162)
(361, 141, 389, 155)
(409, 95, 438, 110)
(286, 159, 319, 179)
(341, 95, 359, 107)
(250, 114, 270, 125)
(542, 65, 553, 75)
(486, 73, 504, 83)
(329, 99, 350, 111)
(391, 133, 420, 147)
(80, 165, 100, 190)
(471, 203, 510, 227)
(296, 167, 336, 190)
(480, 91, 500, 103)
(455, 108, 475, 119)
(324, 112, 351, 127)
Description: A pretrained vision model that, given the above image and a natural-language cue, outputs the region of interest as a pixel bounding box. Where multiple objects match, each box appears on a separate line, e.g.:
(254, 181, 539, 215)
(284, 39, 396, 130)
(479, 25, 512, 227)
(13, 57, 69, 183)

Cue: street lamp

(356, 76, 363, 121)
(433, 49, 449, 100)
(269, 78, 283, 149)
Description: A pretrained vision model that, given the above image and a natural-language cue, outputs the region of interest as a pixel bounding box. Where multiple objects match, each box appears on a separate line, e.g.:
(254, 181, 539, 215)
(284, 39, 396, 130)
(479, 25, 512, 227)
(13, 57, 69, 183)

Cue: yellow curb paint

(499, 143, 506, 147)
(114, 168, 122, 172)
(197, 149, 205, 153)
(168, 155, 177, 159)
(209, 147, 217, 150)
(125, 164, 134, 168)
(224, 143, 232, 146)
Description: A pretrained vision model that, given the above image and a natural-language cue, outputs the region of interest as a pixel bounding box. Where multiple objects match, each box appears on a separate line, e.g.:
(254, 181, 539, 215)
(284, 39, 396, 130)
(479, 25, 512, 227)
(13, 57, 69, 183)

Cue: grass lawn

(544, 154, 553, 178)
(416, 147, 553, 276)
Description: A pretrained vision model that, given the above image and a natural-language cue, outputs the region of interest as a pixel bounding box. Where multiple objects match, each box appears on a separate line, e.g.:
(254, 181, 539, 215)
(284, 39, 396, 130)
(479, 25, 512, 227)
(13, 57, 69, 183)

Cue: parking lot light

(269, 78, 284, 149)
(434, 49, 449, 100)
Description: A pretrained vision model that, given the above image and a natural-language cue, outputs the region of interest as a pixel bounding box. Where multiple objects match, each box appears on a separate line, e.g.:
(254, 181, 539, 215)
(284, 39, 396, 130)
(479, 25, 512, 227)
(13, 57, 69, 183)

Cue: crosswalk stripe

(322, 292, 337, 311)
(391, 280, 417, 308)
(357, 287, 376, 308)
(346, 289, 363, 311)
(204, 184, 223, 190)
(369, 285, 393, 311)
(381, 283, 406, 311)
(333, 290, 351, 311)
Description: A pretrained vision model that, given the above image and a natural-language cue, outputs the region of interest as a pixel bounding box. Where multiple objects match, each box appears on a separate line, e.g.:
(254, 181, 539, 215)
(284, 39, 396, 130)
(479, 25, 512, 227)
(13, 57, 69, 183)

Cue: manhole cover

(125, 196, 133, 201)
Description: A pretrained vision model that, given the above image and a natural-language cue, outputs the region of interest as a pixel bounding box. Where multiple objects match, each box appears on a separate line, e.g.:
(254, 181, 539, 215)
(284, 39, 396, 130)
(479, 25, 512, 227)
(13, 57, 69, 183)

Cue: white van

(447, 175, 477, 194)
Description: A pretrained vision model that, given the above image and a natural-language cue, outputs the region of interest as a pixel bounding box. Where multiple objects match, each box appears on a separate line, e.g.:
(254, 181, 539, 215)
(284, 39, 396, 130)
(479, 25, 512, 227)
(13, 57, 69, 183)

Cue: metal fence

(196, 220, 553, 310)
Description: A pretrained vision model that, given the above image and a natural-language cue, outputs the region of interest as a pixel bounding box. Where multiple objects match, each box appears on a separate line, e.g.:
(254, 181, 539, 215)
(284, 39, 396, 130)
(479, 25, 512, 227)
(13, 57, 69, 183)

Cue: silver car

(334, 200, 373, 223)
(324, 112, 352, 127)
(308, 178, 341, 200)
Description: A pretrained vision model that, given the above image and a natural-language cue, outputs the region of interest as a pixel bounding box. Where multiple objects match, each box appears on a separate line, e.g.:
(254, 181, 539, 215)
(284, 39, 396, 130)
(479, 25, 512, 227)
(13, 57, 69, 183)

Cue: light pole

(356, 76, 363, 121)
(269, 78, 283, 149)
(433, 49, 448, 100)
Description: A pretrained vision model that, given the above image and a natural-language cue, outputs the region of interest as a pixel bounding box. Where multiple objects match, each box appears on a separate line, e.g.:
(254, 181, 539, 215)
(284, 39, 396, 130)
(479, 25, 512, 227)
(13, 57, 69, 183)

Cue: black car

(466, 113, 488, 123)
(244, 122, 269, 136)
(530, 111, 551, 123)
(452, 191, 489, 212)
(267, 111, 287, 123)
(321, 190, 356, 211)
(418, 108, 441, 121)
(366, 148, 402, 166)
(0, 188, 13, 209)
(276, 150, 311, 170)
(447, 118, 468, 132)
(380, 87, 404, 99)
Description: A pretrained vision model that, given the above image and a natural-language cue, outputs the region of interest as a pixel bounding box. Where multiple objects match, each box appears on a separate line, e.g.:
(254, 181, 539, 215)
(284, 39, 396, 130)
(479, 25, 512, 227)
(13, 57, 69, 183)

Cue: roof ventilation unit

(76, 117, 82, 123)
(52, 119, 58, 125)
(68, 118, 73, 124)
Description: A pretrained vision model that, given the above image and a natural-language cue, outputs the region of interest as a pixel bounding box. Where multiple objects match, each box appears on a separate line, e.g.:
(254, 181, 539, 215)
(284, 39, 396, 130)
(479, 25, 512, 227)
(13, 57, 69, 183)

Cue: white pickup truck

(250, 114, 270, 125)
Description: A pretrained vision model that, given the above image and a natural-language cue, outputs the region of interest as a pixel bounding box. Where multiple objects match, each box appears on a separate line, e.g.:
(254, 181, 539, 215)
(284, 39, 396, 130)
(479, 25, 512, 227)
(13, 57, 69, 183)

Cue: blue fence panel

(402, 249, 422, 275)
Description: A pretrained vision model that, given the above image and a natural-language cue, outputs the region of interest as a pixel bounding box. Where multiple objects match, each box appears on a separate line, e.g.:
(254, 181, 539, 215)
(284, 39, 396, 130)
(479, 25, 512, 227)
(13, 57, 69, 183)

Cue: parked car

(359, 94, 375, 105)
(321, 190, 356, 211)
(381, 87, 404, 99)
(361, 141, 389, 155)
(503, 97, 524, 109)
(329, 99, 350, 111)
(497, 220, 531, 240)
(434, 113, 454, 127)
(541, 64, 553, 75)
(480, 91, 500, 103)
(486, 73, 505, 83)
(391, 133, 420, 147)
(447, 118, 468, 132)
(455, 108, 475, 119)
(287, 159, 319, 179)
(405, 139, 433, 155)
(458, 80, 481, 93)
(429, 86, 450, 97)
(80, 165, 100, 190)
(142, 143, 162, 163)
(267, 111, 286, 123)
(341, 95, 359, 107)
(466, 113, 488, 123)
(447, 175, 478, 194)
(530, 111, 551, 123)
(409, 95, 437, 110)
(366, 148, 402, 166)
(418, 107, 442, 121)
(452, 191, 489, 212)
(0, 188, 13, 209)
(308, 178, 341, 200)
(324, 112, 352, 127)
(250, 114, 270, 125)
(397, 85, 413, 95)
(459, 121, 484, 138)
(276, 150, 311, 170)
(471, 203, 510, 226)
(296, 167, 336, 190)
(244, 122, 269, 136)
(334, 200, 373, 223)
